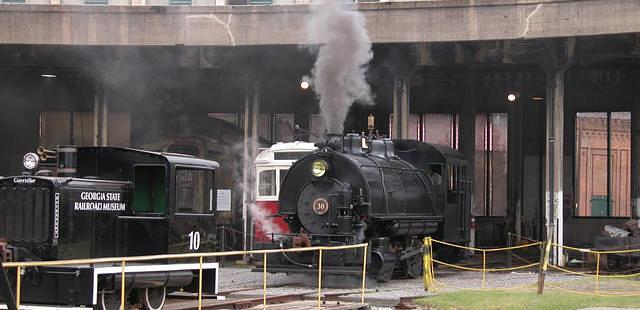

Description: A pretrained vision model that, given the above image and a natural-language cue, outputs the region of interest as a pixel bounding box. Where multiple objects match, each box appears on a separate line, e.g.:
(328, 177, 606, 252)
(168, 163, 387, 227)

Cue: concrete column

(93, 85, 108, 146)
(542, 38, 573, 267)
(101, 90, 109, 146)
(242, 76, 260, 253)
(632, 70, 640, 218)
(392, 75, 410, 139)
(93, 86, 100, 146)
(508, 86, 526, 240)
(458, 74, 476, 244)
(544, 68, 566, 266)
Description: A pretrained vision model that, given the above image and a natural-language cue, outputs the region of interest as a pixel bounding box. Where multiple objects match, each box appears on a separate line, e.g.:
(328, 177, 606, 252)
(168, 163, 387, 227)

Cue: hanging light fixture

(300, 75, 311, 90)
(41, 67, 56, 78)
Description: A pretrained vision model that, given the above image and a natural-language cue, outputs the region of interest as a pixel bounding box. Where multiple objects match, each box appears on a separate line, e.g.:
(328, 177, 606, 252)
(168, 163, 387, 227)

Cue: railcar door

(118, 165, 169, 256)
(169, 166, 217, 254)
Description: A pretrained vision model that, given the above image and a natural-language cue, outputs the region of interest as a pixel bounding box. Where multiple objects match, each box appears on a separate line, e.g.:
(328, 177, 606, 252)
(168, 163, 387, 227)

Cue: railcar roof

(254, 141, 317, 163)
(79, 146, 220, 169)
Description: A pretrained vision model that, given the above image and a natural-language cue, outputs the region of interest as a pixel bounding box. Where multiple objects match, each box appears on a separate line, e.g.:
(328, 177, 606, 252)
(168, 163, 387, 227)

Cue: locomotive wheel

(138, 286, 167, 310)
(405, 254, 423, 279)
(97, 291, 123, 310)
(604, 254, 625, 272)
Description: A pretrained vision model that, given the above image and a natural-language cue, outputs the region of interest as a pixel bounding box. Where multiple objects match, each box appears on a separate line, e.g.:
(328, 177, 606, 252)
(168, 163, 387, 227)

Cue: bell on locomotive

(252, 132, 471, 284)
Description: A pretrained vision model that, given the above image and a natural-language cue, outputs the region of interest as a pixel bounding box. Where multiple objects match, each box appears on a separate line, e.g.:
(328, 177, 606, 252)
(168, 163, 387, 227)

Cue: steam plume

(231, 136, 283, 242)
(249, 203, 284, 239)
(307, 0, 373, 134)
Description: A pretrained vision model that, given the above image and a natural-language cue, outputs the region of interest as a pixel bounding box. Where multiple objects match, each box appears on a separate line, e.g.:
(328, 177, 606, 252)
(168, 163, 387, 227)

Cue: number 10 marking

(188, 231, 201, 250)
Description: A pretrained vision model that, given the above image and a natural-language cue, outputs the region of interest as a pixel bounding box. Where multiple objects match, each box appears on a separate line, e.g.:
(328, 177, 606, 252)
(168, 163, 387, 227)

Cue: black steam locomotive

(255, 134, 471, 282)
(0, 146, 220, 310)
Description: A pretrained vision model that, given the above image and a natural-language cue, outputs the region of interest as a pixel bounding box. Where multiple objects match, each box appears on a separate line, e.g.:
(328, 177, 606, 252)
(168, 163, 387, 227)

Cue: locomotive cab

(394, 140, 471, 245)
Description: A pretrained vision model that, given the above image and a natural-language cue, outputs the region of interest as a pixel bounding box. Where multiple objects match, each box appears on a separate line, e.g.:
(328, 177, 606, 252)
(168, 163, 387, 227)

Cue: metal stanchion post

(482, 251, 486, 288)
(120, 261, 126, 310)
(15, 266, 20, 310)
(220, 227, 226, 265)
(317, 249, 323, 310)
(507, 232, 513, 267)
(0, 261, 16, 310)
(198, 256, 204, 310)
(595, 252, 600, 295)
(361, 244, 367, 304)
(263, 253, 267, 309)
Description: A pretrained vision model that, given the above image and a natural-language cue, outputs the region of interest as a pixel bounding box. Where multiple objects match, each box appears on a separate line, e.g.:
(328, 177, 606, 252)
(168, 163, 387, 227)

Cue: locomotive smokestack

(56, 145, 77, 177)
(315, 133, 344, 151)
(306, 0, 373, 134)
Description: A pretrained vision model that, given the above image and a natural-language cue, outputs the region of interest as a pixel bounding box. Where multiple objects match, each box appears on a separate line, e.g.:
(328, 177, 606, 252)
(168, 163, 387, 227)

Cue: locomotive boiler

(254, 133, 471, 282)
(0, 146, 220, 310)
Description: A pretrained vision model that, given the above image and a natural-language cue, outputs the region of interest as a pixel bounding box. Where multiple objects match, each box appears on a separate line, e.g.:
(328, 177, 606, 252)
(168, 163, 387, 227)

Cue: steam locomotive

(0, 146, 220, 310)
(255, 133, 471, 282)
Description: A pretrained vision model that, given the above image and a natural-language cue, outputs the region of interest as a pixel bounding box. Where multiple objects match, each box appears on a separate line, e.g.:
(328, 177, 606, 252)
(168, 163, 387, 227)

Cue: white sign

(217, 189, 231, 211)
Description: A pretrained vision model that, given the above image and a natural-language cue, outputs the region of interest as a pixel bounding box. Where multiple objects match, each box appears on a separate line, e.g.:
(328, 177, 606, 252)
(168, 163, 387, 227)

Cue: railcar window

(274, 152, 312, 160)
(258, 170, 277, 196)
(175, 168, 215, 214)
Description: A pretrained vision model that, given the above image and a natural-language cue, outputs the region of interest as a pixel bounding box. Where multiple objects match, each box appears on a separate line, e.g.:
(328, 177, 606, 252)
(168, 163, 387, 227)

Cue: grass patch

(415, 289, 640, 310)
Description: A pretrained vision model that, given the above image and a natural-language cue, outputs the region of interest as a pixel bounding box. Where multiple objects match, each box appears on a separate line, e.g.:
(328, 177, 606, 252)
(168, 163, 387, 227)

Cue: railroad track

(165, 289, 372, 310)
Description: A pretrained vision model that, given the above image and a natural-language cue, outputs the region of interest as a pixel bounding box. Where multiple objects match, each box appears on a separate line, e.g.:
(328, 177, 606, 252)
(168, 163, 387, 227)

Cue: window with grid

(473, 113, 508, 217)
(575, 112, 631, 217)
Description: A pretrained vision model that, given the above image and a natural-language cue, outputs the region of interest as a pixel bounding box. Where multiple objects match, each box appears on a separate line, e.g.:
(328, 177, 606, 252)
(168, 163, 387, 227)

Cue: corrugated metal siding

(0, 186, 50, 242)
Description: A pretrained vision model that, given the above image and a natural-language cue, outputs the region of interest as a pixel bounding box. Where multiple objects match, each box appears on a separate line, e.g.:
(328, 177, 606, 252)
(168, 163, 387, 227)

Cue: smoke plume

(306, 0, 373, 134)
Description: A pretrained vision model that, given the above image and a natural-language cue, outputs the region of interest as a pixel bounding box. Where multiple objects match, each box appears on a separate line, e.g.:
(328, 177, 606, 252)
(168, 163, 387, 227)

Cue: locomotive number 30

(312, 198, 329, 215)
(188, 231, 201, 250)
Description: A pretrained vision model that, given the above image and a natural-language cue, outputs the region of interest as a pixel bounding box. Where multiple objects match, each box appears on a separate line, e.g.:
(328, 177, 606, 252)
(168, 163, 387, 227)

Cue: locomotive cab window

(448, 165, 458, 192)
(133, 165, 167, 214)
(447, 165, 464, 204)
(426, 164, 443, 186)
(175, 168, 215, 214)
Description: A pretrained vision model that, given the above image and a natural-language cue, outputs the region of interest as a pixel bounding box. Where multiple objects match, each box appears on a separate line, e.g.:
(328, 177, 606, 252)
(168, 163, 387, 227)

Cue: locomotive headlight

(311, 160, 328, 177)
(23, 152, 40, 170)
